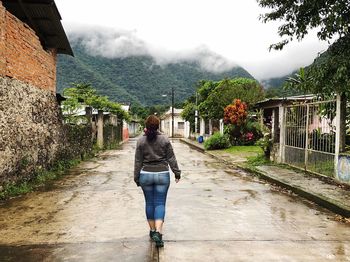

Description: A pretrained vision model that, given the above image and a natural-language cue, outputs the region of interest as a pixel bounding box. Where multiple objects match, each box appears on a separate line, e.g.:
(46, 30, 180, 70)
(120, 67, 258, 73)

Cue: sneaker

(152, 232, 164, 247)
(149, 230, 156, 240)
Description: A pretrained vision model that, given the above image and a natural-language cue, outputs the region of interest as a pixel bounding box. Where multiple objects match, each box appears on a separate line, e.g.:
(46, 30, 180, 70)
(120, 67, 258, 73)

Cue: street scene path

(0, 139, 350, 261)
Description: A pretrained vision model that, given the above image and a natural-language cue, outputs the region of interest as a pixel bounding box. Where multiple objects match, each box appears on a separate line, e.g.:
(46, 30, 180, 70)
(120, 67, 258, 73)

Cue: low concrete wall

(103, 123, 123, 149)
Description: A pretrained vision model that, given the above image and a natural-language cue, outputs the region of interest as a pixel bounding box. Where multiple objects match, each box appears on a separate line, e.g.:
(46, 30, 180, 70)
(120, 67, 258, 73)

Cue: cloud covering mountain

(57, 26, 254, 105)
(67, 25, 237, 73)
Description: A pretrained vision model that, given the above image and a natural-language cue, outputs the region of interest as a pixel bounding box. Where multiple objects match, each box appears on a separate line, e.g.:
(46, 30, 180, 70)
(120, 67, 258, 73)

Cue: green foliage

(198, 78, 264, 120)
(62, 82, 130, 121)
(61, 96, 85, 123)
(285, 68, 314, 94)
(204, 132, 231, 150)
(223, 99, 262, 146)
(130, 103, 149, 121)
(257, 0, 350, 50)
(306, 36, 350, 97)
(57, 43, 255, 106)
(246, 154, 271, 166)
(224, 118, 262, 146)
(224, 145, 262, 155)
(130, 104, 168, 125)
(256, 124, 273, 159)
(241, 120, 263, 144)
(265, 85, 302, 98)
(181, 100, 196, 123)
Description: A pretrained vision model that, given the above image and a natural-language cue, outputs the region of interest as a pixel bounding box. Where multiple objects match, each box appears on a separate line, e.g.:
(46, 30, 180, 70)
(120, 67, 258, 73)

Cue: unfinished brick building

(0, 0, 75, 185)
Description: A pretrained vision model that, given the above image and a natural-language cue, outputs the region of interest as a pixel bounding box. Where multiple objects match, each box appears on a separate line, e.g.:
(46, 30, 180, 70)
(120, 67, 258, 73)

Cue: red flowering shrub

(223, 99, 262, 145)
(224, 99, 248, 126)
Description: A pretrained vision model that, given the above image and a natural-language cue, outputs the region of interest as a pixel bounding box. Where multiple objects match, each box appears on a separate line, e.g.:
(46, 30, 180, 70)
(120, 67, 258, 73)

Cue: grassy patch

(224, 145, 262, 154)
(0, 159, 81, 201)
(224, 145, 263, 158)
(246, 154, 271, 166)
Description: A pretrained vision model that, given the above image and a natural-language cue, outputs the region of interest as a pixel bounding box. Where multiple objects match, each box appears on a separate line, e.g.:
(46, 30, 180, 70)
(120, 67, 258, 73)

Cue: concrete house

(255, 94, 349, 182)
(160, 107, 190, 138)
(0, 0, 73, 185)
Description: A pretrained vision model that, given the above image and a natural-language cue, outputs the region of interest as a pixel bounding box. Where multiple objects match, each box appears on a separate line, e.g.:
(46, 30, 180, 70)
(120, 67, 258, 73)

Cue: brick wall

(0, 2, 57, 92)
(0, 2, 6, 76)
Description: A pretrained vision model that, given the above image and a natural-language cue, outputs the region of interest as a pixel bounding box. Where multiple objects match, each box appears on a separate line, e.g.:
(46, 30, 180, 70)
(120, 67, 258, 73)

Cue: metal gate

(283, 100, 336, 176)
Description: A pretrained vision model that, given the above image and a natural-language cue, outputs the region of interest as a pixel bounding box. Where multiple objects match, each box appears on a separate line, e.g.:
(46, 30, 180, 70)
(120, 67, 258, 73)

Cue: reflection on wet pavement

(0, 139, 349, 261)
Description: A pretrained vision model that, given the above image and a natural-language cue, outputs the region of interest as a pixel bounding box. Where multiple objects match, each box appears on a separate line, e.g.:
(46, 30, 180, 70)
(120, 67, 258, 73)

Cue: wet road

(0, 139, 350, 261)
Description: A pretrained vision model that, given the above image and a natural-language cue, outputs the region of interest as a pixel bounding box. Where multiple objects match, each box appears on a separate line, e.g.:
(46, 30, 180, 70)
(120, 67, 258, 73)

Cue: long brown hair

(144, 115, 160, 141)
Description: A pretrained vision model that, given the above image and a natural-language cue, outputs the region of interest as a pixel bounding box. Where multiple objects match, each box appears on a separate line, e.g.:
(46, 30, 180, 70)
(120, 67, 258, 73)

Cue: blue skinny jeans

(139, 170, 170, 221)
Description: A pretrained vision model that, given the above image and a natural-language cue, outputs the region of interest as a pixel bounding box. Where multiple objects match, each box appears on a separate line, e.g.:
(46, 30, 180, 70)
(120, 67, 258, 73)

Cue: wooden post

(259, 109, 264, 128)
(97, 110, 104, 149)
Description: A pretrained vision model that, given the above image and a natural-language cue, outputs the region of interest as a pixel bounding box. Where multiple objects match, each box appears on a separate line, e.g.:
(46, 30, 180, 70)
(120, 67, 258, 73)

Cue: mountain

(261, 74, 293, 89)
(261, 49, 331, 97)
(57, 43, 255, 106)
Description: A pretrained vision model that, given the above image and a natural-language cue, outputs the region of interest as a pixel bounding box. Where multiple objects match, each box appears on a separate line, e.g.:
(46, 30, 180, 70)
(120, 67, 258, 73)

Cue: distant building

(121, 105, 130, 141)
(160, 107, 190, 138)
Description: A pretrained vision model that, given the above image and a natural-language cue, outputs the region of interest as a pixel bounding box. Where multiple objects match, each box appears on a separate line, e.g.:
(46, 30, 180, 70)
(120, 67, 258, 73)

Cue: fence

(283, 99, 337, 176)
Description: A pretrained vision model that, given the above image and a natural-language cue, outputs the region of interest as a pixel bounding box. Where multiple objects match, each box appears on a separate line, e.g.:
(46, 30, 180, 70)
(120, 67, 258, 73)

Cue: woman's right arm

(166, 141, 181, 180)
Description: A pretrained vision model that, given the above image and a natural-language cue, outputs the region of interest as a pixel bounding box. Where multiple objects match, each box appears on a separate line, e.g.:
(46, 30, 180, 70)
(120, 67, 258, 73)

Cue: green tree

(62, 82, 129, 122)
(285, 68, 314, 94)
(307, 36, 350, 97)
(181, 100, 196, 131)
(63, 82, 97, 103)
(181, 80, 217, 129)
(257, 0, 350, 150)
(198, 78, 264, 119)
(257, 0, 350, 50)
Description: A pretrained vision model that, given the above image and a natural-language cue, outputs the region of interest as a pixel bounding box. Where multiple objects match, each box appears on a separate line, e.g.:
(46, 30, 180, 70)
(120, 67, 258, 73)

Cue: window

(178, 122, 184, 129)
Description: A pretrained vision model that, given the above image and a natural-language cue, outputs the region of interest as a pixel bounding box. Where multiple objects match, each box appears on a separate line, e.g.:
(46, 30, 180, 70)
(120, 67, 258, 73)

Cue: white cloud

(56, 0, 331, 80)
(68, 25, 237, 73)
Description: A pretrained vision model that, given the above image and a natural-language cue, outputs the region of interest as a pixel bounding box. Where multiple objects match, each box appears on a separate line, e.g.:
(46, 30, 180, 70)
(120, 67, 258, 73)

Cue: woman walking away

(134, 115, 181, 248)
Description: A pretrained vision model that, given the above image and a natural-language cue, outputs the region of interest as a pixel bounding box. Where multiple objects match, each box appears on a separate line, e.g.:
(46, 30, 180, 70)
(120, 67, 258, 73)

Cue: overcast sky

(55, 0, 330, 80)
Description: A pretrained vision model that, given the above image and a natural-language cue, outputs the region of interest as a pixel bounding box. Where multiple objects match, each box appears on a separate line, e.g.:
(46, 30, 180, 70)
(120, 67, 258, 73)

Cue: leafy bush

(204, 132, 231, 150)
(256, 132, 273, 159)
(224, 118, 263, 146)
(240, 120, 263, 145)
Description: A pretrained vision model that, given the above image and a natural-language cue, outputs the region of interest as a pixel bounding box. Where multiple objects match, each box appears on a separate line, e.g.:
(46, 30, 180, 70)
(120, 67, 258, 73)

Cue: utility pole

(195, 91, 198, 134)
(171, 86, 175, 138)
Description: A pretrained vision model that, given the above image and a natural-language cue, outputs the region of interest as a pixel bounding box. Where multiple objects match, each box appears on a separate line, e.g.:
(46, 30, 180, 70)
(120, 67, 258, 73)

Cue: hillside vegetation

(57, 44, 255, 106)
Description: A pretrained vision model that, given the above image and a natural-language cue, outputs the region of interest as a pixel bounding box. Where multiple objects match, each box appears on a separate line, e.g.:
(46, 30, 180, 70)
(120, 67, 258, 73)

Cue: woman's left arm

(134, 140, 143, 186)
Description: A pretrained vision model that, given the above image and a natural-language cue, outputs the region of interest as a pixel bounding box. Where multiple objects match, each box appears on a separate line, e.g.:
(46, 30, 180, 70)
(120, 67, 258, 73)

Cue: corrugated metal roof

(2, 0, 73, 56)
(255, 94, 316, 108)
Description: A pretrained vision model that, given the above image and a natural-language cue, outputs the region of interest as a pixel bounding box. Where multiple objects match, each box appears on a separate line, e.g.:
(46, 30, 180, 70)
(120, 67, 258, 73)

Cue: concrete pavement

(0, 139, 349, 261)
(181, 138, 350, 218)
